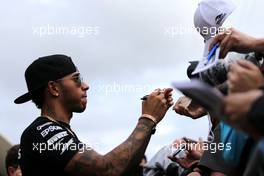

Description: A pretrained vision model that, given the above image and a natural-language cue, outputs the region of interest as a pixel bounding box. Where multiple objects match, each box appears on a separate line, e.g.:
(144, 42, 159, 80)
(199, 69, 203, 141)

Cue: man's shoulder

(22, 116, 50, 134)
(21, 116, 61, 142)
(19, 117, 82, 175)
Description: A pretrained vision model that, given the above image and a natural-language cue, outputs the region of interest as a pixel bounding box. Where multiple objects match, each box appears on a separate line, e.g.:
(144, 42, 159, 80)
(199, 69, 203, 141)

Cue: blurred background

(0, 1, 263, 174)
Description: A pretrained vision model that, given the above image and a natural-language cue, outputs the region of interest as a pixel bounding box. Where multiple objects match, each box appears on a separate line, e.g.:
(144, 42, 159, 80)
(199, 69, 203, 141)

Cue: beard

(71, 100, 87, 113)
(61, 94, 87, 113)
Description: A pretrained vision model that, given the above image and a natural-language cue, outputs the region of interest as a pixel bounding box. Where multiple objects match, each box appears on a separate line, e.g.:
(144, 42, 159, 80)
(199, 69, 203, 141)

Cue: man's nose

(82, 82, 89, 91)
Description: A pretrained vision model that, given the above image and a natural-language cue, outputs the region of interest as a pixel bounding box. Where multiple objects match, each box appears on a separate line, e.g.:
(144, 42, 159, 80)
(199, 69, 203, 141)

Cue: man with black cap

(15, 54, 173, 176)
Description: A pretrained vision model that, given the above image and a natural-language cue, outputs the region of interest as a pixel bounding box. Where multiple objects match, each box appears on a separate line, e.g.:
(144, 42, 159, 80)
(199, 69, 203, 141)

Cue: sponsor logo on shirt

(60, 138, 74, 155)
(47, 131, 68, 146)
(40, 125, 63, 137)
(37, 122, 53, 130)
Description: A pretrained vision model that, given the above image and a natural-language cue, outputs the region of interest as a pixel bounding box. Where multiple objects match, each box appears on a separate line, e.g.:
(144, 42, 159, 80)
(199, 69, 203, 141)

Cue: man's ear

(7, 166, 17, 175)
(47, 81, 60, 97)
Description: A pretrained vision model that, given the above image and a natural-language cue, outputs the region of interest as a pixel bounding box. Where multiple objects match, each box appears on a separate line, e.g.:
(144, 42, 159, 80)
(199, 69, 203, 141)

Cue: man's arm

(65, 118, 154, 176)
(65, 88, 174, 176)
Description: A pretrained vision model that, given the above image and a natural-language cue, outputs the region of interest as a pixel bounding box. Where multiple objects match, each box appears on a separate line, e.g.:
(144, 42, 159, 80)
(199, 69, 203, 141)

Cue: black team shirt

(19, 116, 83, 176)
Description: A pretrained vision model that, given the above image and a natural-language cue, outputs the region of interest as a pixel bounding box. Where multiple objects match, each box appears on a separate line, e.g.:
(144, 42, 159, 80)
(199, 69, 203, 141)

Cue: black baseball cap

(14, 54, 77, 104)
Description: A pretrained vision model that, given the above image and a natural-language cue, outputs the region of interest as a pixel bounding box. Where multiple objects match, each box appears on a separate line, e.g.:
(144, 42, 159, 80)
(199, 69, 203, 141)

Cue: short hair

(5, 144, 20, 174)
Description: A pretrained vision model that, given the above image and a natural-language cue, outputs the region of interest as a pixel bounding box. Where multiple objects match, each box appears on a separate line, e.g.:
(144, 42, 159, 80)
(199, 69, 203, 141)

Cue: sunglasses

(57, 74, 83, 87)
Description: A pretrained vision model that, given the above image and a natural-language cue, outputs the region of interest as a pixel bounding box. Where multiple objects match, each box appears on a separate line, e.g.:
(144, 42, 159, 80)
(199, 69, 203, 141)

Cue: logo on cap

(215, 13, 227, 25)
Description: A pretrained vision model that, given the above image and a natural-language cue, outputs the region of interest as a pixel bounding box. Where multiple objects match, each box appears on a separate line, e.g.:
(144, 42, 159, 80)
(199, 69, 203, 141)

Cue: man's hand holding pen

(140, 88, 174, 125)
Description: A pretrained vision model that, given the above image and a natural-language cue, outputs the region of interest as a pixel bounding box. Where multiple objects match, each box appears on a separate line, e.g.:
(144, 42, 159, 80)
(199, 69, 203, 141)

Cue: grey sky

(1, 0, 263, 158)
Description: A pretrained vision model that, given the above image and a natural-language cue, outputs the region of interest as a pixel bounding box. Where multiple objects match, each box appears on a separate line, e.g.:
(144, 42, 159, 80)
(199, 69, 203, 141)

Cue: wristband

(139, 114, 157, 134)
(139, 114, 157, 125)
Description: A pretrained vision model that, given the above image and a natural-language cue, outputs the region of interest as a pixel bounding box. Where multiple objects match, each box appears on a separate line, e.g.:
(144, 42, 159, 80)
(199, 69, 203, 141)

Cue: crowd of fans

(144, 0, 264, 175)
